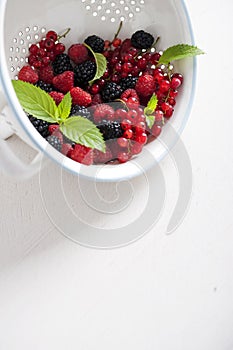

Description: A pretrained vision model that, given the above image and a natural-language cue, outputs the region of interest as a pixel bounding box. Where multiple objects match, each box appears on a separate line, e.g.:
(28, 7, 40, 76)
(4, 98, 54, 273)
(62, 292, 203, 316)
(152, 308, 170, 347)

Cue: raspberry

(91, 93, 103, 106)
(84, 35, 105, 53)
(46, 135, 62, 152)
(120, 76, 138, 91)
(52, 71, 74, 93)
(68, 44, 89, 64)
(70, 104, 92, 120)
(36, 80, 53, 93)
(70, 144, 93, 165)
(38, 65, 54, 84)
(97, 120, 123, 141)
(101, 82, 123, 102)
(93, 104, 115, 123)
(74, 61, 96, 85)
(70, 87, 92, 107)
(131, 30, 154, 49)
(121, 88, 139, 100)
(93, 146, 113, 164)
(48, 124, 59, 135)
(28, 115, 49, 137)
(18, 66, 39, 84)
(49, 91, 64, 105)
(52, 53, 73, 75)
(61, 143, 73, 156)
(135, 74, 156, 97)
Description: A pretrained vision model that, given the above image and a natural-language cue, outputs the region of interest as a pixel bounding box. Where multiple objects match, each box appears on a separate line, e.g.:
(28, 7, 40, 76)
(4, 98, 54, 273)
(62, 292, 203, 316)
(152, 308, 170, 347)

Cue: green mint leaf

(12, 80, 58, 123)
(60, 116, 106, 152)
(146, 115, 155, 129)
(144, 93, 158, 116)
(84, 43, 107, 84)
(57, 92, 72, 122)
(158, 44, 205, 65)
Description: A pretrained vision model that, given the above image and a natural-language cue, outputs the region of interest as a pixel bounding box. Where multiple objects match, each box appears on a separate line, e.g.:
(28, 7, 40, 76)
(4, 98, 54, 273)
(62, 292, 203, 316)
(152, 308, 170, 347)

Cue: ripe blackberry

(84, 35, 105, 53)
(46, 135, 62, 152)
(101, 82, 123, 102)
(120, 76, 138, 91)
(36, 80, 53, 93)
(131, 30, 154, 49)
(97, 120, 124, 141)
(28, 115, 50, 138)
(74, 61, 96, 85)
(70, 104, 92, 120)
(52, 53, 73, 75)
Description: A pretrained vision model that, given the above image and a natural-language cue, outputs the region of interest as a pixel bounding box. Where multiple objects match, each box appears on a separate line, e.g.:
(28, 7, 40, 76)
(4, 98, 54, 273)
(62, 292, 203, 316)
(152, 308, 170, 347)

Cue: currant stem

(112, 21, 123, 43)
(57, 28, 71, 41)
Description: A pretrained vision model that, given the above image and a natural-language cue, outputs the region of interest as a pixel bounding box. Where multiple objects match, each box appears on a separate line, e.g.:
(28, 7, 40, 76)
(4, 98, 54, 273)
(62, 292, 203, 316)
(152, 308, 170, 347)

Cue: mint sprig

(158, 44, 204, 65)
(84, 43, 107, 84)
(12, 80, 105, 152)
(144, 93, 158, 129)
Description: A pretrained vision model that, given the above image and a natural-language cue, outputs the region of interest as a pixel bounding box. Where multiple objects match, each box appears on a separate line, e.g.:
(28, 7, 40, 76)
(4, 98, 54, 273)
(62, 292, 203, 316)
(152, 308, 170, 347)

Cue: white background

(1, 0, 233, 349)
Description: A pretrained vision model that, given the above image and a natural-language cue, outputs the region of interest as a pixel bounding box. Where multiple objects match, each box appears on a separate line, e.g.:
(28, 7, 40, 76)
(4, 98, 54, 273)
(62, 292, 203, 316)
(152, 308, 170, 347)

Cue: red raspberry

(93, 146, 113, 164)
(91, 93, 103, 106)
(49, 91, 64, 105)
(68, 44, 89, 64)
(135, 74, 156, 97)
(18, 66, 39, 84)
(52, 71, 74, 93)
(61, 143, 73, 156)
(39, 65, 54, 84)
(93, 104, 115, 123)
(121, 88, 139, 100)
(70, 87, 92, 107)
(70, 144, 93, 165)
(48, 124, 59, 135)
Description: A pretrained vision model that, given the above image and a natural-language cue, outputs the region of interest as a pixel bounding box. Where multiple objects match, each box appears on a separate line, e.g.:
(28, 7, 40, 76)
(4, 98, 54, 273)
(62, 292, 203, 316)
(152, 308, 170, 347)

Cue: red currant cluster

(28, 30, 65, 69)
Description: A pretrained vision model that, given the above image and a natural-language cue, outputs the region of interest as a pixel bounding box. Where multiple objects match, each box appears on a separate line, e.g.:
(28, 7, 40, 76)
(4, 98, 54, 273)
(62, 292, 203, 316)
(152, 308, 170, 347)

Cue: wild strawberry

(38, 65, 54, 84)
(52, 71, 74, 93)
(68, 44, 89, 64)
(70, 144, 93, 165)
(70, 87, 92, 107)
(49, 91, 64, 105)
(93, 146, 113, 164)
(18, 65, 39, 84)
(135, 74, 156, 97)
(93, 104, 115, 123)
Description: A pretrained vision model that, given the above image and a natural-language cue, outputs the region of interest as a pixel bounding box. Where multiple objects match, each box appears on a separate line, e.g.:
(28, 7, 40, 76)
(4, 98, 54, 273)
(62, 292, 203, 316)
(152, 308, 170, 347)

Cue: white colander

(0, 0, 196, 181)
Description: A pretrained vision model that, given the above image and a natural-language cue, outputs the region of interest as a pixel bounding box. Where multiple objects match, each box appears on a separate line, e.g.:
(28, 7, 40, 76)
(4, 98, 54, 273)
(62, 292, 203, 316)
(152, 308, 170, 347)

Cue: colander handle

(0, 90, 42, 180)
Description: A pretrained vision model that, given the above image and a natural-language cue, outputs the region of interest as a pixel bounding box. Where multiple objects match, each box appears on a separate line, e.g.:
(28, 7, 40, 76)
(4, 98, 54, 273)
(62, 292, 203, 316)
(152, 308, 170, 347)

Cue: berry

(97, 120, 124, 140)
(135, 74, 156, 97)
(92, 93, 103, 105)
(93, 104, 115, 123)
(112, 38, 122, 48)
(52, 71, 74, 93)
(123, 129, 133, 139)
(120, 76, 138, 91)
(170, 76, 183, 89)
(46, 30, 58, 42)
(54, 43, 66, 55)
(38, 65, 54, 84)
(36, 80, 53, 93)
(134, 132, 147, 145)
(68, 44, 89, 64)
(29, 44, 39, 55)
(48, 124, 59, 135)
(137, 58, 147, 70)
(84, 35, 105, 53)
(154, 110, 164, 123)
(131, 142, 143, 155)
(18, 66, 39, 84)
(44, 38, 55, 51)
(28, 115, 49, 138)
(93, 146, 113, 164)
(70, 144, 93, 165)
(61, 143, 73, 156)
(131, 30, 154, 49)
(52, 53, 73, 75)
(121, 119, 132, 131)
(151, 124, 162, 138)
(118, 152, 130, 163)
(74, 60, 96, 85)
(117, 137, 128, 148)
(46, 135, 62, 152)
(49, 91, 64, 105)
(70, 87, 92, 107)
(101, 82, 123, 102)
(159, 79, 170, 93)
(70, 104, 92, 120)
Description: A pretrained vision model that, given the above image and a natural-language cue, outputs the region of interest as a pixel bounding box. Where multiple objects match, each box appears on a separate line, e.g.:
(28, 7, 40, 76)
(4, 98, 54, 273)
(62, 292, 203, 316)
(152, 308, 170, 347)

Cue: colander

(0, 0, 196, 181)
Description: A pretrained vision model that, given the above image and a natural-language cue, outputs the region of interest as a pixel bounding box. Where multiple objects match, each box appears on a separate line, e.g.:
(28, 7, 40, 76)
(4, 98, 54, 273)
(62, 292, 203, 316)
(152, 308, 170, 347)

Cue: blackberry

(46, 135, 62, 152)
(70, 104, 92, 120)
(101, 82, 123, 102)
(97, 120, 124, 141)
(84, 35, 105, 53)
(28, 115, 50, 138)
(131, 30, 154, 49)
(74, 61, 96, 85)
(36, 80, 53, 93)
(52, 53, 73, 75)
(120, 76, 138, 91)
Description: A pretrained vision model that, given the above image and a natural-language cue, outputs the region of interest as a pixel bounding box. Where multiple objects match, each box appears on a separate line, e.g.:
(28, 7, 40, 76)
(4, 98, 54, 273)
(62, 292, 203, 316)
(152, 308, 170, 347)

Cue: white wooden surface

(1, 0, 233, 348)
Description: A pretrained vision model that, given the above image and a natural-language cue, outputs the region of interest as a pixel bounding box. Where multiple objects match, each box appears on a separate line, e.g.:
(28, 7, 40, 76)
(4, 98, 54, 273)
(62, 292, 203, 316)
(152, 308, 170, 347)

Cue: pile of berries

(18, 27, 183, 165)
